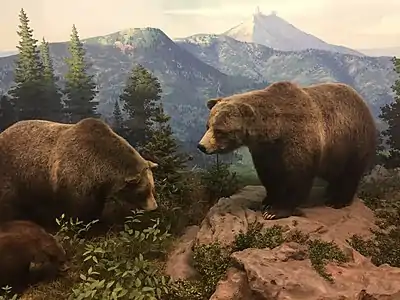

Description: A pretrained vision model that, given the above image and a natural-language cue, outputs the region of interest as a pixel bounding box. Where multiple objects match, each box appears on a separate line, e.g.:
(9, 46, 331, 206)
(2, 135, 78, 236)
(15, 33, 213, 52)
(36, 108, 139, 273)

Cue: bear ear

(206, 98, 222, 110)
(147, 160, 158, 169)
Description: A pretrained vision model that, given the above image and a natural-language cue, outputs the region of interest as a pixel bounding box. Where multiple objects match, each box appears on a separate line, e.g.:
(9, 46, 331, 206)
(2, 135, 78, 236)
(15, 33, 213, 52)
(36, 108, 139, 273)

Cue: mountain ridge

(222, 10, 363, 56)
(0, 27, 396, 139)
(176, 33, 396, 118)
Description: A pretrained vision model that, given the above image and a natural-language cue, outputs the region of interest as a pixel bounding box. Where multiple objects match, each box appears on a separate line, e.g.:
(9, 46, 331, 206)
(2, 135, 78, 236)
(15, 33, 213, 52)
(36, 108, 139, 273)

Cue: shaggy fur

(198, 81, 377, 219)
(0, 118, 158, 227)
(0, 220, 66, 293)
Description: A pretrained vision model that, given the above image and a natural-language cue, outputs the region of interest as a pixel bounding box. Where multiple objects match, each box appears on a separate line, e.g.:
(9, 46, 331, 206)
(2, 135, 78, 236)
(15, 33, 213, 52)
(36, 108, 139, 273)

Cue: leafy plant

(308, 239, 349, 282)
(0, 286, 19, 300)
(200, 155, 240, 202)
(65, 210, 175, 300)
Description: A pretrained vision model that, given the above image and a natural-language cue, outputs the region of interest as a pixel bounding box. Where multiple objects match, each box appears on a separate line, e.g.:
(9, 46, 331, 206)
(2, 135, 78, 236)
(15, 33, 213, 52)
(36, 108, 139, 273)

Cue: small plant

(56, 213, 99, 246)
(308, 239, 349, 282)
(233, 222, 285, 251)
(200, 155, 240, 202)
(67, 210, 174, 300)
(0, 286, 19, 300)
(350, 171, 400, 268)
(286, 229, 310, 244)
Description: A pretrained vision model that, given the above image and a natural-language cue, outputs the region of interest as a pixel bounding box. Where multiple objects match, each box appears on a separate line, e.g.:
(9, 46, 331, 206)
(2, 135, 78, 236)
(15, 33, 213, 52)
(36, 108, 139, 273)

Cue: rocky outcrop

(166, 185, 400, 300)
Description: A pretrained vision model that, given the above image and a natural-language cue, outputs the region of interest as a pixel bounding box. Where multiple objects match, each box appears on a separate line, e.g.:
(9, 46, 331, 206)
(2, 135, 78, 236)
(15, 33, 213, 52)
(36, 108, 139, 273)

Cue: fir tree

(39, 37, 64, 122)
(120, 64, 187, 200)
(142, 101, 188, 201)
(0, 94, 16, 131)
(9, 8, 46, 120)
(112, 99, 127, 137)
(113, 99, 123, 129)
(380, 56, 400, 167)
(120, 64, 160, 147)
(64, 24, 99, 123)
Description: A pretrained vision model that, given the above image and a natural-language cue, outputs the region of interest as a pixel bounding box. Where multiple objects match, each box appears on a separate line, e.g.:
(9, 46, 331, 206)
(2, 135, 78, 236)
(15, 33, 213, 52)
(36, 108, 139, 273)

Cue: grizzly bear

(197, 81, 377, 220)
(0, 117, 159, 227)
(0, 220, 67, 293)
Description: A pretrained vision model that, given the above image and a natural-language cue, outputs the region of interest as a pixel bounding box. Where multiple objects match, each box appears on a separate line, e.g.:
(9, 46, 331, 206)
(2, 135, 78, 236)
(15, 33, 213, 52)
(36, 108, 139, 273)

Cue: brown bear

(0, 220, 67, 294)
(0, 117, 159, 227)
(197, 81, 377, 220)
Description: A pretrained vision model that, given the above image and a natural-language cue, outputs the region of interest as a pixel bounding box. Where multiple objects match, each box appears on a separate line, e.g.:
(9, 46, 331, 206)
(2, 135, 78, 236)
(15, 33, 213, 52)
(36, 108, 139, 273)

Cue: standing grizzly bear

(0, 117, 159, 227)
(197, 81, 377, 220)
(0, 220, 67, 293)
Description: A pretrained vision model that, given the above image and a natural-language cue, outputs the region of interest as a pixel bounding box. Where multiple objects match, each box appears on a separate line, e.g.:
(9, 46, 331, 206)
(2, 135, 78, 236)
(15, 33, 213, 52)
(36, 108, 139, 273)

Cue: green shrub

(349, 171, 400, 268)
(307, 239, 349, 282)
(232, 222, 285, 251)
(0, 286, 19, 300)
(200, 156, 240, 202)
(56, 210, 176, 300)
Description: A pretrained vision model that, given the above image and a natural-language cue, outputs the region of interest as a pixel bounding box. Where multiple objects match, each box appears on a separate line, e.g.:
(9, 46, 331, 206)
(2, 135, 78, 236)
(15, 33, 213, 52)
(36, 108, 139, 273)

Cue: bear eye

(213, 128, 225, 135)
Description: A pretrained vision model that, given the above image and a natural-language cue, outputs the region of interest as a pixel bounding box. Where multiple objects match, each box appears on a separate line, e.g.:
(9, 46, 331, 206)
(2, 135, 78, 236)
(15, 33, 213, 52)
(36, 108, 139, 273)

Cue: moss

(307, 239, 349, 282)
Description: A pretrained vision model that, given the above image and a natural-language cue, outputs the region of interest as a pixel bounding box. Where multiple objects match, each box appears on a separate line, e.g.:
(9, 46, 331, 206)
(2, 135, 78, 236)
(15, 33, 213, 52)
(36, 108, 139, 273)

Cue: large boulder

(166, 185, 400, 300)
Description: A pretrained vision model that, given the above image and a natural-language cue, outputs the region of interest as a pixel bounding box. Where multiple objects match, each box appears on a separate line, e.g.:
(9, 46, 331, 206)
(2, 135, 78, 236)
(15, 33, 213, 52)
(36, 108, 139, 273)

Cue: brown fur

(0, 118, 158, 227)
(198, 81, 377, 218)
(0, 220, 66, 293)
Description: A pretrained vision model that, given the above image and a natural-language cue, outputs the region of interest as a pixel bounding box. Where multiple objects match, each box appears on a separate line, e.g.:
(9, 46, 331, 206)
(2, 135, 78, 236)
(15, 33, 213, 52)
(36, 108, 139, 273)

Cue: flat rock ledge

(166, 186, 400, 300)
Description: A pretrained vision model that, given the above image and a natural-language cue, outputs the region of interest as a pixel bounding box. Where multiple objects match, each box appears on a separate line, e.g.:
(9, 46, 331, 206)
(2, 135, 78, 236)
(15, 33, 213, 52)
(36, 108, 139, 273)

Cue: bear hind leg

(325, 158, 365, 209)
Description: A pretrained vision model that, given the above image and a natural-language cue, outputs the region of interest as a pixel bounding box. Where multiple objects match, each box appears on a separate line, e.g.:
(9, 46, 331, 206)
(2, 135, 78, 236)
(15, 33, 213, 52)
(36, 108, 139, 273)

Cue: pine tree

(9, 8, 46, 120)
(380, 56, 400, 167)
(64, 24, 99, 123)
(113, 99, 123, 129)
(120, 64, 160, 147)
(39, 37, 64, 122)
(0, 94, 16, 131)
(142, 100, 188, 201)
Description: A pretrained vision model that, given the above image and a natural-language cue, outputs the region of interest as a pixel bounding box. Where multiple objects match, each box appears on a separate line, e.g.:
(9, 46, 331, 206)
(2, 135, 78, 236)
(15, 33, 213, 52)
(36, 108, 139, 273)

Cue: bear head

(28, 232, 68, 281)
(115, 160, 159, 211)
(198, 97, 255, 155)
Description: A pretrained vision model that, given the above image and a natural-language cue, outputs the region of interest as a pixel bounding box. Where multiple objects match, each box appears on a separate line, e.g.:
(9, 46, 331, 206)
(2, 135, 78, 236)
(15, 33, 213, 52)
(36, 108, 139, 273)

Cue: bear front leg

(262, 174, 313, 220)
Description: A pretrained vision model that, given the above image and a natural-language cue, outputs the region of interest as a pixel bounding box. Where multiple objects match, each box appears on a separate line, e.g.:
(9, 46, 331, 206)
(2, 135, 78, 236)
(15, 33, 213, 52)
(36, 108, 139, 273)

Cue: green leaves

(64, 210, 173, 299)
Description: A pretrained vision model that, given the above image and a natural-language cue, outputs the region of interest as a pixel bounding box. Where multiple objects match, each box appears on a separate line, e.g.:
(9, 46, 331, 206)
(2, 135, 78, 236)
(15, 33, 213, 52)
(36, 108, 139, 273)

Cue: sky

(1, 0, 400, 51)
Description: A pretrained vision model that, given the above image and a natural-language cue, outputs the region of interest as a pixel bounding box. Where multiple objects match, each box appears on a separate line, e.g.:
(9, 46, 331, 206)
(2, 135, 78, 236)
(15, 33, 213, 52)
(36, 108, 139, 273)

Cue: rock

(210, 267, 254, 300)
(192, 185, 400, 300)
(196, 186, 377, 250)
(229, 243, 400, 300)
(165, 225, 199, 281)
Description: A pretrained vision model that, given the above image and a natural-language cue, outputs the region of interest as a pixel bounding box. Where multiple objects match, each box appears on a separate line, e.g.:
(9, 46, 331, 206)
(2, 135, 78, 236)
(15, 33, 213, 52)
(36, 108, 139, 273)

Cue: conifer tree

(113, 99, 123, 129)
(380, 56, 400, 167)
(64, 24, 99, 123)
(9, 8, 46, 120)
(142, 103, 189, 201)
(39, 38, 64, 122)
(0, 94, 16, 131)
(120, 64, 159, 147)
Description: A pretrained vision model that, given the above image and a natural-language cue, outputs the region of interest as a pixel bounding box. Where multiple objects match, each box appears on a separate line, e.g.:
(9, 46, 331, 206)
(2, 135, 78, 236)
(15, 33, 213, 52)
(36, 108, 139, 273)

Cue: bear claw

(261, 205, 302, 220)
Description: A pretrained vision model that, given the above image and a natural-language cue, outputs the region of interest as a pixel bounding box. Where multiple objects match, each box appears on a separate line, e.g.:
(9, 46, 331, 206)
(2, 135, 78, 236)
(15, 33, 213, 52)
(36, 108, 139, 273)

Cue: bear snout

(143, 194, 158, 211)
(197, 143, 207, 153)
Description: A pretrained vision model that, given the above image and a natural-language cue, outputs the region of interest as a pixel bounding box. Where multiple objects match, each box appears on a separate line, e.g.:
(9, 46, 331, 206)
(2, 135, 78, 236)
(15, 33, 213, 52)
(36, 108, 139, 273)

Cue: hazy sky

(1, 0, 400, 51)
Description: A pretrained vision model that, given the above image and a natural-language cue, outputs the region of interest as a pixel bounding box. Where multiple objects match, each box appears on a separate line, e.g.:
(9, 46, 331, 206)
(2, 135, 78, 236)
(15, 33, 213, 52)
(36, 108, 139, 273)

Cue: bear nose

(197, 143, 207, 153)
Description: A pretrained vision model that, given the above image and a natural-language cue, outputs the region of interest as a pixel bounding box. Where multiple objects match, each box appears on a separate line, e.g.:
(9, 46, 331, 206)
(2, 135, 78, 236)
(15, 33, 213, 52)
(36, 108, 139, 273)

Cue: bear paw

(262, 205, 303, 220)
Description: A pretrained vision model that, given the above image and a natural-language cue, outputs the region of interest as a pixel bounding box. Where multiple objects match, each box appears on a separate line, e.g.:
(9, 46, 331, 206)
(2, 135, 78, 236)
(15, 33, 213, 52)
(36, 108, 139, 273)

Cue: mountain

(175, 34, 396, 118)
(0, 27, 397, 143)
(223, 9, 363, 56)
(358, 47, 400, 58)
(0, 28, 266, 142)
(0, 51, 17, 58)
